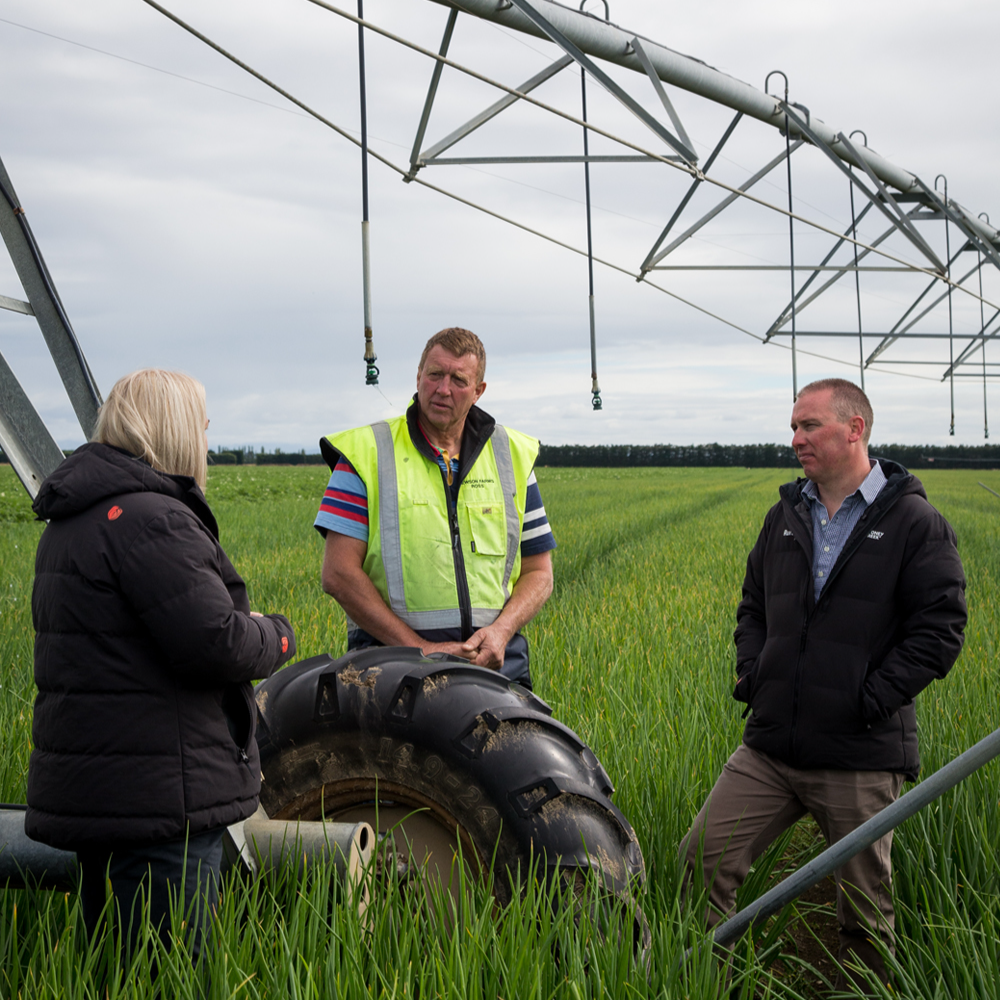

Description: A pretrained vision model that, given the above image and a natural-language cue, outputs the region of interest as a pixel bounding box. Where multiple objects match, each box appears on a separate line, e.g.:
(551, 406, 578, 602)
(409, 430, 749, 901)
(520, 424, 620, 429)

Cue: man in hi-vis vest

(314, 328, 556, 689)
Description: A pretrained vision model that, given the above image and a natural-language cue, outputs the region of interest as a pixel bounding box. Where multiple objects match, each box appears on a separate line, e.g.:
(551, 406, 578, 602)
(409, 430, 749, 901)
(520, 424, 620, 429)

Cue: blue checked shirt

(802, 461, 887, 601)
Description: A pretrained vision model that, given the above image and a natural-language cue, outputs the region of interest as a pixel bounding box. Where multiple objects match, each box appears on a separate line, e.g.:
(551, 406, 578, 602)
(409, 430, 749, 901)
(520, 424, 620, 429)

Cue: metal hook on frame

(765, 71, 791, 135)
(764, 70, 788, 101)
(849, 129, 868, 147)
(579, 0, 610, 20)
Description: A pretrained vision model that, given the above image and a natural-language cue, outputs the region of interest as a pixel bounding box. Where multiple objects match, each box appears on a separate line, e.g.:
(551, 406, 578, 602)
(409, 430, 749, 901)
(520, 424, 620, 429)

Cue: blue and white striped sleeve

(314, 457, 370, 542)
(520, 471, 556, 556)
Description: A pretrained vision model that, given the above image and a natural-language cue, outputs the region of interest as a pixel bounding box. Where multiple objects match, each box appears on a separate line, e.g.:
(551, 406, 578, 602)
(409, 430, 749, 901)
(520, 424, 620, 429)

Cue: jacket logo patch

(107, 506, 123, 521)
(783, 529, 794, 537)
(482, 507, 493, 515)
(281, 636, 289, 653)
(868, 530, 884, 540)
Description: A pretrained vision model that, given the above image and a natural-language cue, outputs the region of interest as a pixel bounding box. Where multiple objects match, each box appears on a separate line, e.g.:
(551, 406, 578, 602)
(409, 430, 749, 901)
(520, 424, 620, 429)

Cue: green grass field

(1, 464, 998, 998)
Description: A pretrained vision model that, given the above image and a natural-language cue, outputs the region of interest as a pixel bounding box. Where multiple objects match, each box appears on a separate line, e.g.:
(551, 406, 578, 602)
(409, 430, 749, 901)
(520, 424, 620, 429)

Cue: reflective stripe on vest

(490, 425, 521, 601)
(371, 420, 406, 617)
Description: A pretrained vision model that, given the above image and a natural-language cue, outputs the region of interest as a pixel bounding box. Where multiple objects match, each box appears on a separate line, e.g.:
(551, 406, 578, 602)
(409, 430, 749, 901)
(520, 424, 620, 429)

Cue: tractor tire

(254, 647, 646, 924)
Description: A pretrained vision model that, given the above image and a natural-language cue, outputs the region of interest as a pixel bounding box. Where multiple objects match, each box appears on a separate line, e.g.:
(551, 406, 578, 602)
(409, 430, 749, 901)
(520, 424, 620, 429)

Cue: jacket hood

(32, 442, 216, 535)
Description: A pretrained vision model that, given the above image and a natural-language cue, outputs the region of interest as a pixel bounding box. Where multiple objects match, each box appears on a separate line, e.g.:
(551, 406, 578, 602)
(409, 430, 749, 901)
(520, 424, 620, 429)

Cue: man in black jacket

(681, 378, 966, 988)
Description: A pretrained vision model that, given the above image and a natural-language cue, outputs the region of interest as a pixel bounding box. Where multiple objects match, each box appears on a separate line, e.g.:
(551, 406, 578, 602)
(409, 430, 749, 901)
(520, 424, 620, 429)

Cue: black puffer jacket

(733, 461, 966, 779)
(26, 443, 296, 851)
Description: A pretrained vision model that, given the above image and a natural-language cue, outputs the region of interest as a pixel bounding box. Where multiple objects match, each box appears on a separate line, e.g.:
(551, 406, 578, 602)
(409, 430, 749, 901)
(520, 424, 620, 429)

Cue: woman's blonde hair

(94, 369, 208, 487)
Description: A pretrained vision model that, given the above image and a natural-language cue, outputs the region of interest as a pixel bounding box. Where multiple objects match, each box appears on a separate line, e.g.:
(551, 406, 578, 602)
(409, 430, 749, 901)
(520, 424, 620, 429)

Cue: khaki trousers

(681, 744, 904, 987)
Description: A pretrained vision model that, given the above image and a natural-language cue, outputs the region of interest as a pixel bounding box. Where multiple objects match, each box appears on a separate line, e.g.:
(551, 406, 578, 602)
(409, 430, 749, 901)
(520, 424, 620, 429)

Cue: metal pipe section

(709, 725, 1000, 950)
(431, 0, 1000, 247)
(2, 805, 374, 902)
(244, 816, 373, 877)
(223, 807, 374, 911)
(0, 807, 78, 891)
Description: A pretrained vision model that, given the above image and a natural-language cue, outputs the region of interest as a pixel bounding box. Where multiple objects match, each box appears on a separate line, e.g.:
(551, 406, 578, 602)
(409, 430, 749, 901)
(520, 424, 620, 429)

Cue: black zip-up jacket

(733, 460, 966, 779)
(26, 443, 296, 851)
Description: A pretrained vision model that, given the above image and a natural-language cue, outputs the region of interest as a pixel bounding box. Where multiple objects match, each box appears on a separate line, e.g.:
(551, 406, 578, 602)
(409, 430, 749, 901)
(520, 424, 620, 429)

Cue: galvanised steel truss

(4, 0, 1000, 497)
(403, 0, 1000, 427)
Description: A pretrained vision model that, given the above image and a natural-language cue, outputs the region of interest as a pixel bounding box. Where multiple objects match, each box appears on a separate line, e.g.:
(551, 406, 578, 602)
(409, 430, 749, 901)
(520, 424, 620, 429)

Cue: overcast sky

(2, 0, 999, 452)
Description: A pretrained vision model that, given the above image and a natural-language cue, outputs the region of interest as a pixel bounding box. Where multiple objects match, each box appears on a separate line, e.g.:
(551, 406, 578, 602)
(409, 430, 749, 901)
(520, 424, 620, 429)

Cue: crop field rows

(0, 464, 998, 998)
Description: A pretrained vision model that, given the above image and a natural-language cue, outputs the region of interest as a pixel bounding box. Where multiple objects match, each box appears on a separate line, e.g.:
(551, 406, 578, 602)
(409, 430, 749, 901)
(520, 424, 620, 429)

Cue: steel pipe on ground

(0, 807, 77, 890)
(708, 725, 1000, 951)
(223, 807, 374, 910)
(2, 805, 374, 903)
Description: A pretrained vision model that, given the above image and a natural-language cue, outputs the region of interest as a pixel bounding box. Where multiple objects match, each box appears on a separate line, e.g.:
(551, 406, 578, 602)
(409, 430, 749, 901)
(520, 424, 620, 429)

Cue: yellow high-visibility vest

(323, 413, 538, 634)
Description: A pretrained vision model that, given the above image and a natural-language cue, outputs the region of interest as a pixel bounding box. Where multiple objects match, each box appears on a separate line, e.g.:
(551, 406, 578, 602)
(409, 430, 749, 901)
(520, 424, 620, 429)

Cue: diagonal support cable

(505, 0, 697, 163)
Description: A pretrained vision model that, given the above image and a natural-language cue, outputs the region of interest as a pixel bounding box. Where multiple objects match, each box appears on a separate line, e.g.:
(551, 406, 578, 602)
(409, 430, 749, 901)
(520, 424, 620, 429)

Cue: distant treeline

(537, 442, 1000, 470)
(209, 448, 320, 466)
(6, 443, 1000, 471)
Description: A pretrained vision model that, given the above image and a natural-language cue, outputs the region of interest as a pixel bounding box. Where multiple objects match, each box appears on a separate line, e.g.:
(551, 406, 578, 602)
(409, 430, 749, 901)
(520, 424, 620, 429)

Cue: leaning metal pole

(431, 0, 1000, 247)
(707, 725, 1000, 951)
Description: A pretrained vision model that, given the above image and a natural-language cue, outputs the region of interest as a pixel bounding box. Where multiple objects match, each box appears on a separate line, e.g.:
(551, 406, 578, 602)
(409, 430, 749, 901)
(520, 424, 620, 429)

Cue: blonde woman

(26, 369, 296, 962)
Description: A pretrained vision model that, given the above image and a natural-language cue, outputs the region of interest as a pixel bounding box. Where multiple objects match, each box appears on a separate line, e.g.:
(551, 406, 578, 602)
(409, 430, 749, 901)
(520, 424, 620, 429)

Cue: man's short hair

(798, 378, 874, 446)
(418, 328, 486, 382)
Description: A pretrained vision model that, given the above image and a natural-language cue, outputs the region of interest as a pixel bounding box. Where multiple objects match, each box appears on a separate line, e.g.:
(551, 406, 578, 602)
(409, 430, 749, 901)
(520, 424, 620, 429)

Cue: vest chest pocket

(461, 500, 508, 557)
(398, 494, 450, 547)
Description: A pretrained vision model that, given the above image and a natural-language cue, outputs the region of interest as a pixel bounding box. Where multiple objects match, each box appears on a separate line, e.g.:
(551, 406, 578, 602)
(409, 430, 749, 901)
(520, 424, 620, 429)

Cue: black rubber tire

(254, 647, 646, 919)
